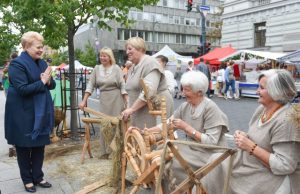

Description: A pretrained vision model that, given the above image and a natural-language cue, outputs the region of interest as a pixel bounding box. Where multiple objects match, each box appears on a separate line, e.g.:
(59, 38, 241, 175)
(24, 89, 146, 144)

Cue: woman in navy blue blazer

(5, 31, 56, 193)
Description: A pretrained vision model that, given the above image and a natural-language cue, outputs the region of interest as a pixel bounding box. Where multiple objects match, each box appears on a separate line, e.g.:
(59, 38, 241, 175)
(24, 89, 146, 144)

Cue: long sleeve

(138, 70, 161, 101)
(269, 142, 300, 175)
(9, 62, 47, 97)
(201, 126, 223, 145)
(85, 66, 97, 94)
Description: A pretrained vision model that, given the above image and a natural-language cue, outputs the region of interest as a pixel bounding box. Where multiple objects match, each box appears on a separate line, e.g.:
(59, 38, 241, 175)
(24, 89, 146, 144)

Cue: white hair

(259, 69, 297, 104)
(180, 71, 208, 94)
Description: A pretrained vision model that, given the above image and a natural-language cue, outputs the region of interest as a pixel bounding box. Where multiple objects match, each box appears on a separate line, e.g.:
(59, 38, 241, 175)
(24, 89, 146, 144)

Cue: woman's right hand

(78, 101, 87, 110)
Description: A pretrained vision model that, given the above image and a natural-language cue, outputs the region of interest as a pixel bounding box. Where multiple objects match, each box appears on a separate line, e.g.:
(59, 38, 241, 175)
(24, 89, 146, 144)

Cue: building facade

(74, 0, 223, 64)
(221, 0, 300, 52)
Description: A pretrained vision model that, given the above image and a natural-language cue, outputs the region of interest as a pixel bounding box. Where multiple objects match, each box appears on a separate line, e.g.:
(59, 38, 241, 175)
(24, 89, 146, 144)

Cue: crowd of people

(2, 32, 300, 194)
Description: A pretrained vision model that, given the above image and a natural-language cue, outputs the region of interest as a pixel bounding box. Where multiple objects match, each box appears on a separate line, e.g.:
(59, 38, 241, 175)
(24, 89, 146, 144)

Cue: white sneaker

(227, 95, 233, 99)
(234, 94, 240, 100)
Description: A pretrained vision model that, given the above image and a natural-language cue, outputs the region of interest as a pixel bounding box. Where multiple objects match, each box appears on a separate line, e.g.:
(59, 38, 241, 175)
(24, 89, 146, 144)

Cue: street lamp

(197, 0, 210, 56)
(90, 18, 100, 64)
(152, 16, 158, 54)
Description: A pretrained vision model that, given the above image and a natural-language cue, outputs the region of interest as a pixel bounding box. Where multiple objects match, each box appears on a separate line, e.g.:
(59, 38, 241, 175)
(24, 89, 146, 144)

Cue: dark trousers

(15, 146, 45, 185)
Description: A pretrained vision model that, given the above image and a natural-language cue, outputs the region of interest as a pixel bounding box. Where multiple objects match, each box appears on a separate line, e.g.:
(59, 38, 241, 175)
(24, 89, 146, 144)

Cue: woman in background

(79, 47, 128, 159)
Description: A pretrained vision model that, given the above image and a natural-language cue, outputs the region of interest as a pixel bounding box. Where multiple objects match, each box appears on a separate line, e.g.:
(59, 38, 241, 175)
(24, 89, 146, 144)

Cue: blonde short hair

(21, 31, 44, 49)
(99, 47, 116, 65)
(125, 37, 146, 53)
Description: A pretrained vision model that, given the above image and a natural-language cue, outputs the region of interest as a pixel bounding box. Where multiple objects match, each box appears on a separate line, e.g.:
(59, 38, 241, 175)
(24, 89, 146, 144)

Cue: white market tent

(220, 50, 286, 69)
(220, 50, 286, 61)
(64, 60, 93, 70)
(152, 45, 192, 64)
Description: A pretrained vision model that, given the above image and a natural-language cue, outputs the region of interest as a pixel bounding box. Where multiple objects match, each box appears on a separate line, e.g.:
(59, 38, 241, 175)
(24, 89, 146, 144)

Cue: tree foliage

(1, 0, 159, 134)
(75, 42, 97, 67)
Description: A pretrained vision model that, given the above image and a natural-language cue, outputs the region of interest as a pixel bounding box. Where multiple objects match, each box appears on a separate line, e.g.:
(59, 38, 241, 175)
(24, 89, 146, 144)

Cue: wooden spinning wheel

(124, 128, 148, 173)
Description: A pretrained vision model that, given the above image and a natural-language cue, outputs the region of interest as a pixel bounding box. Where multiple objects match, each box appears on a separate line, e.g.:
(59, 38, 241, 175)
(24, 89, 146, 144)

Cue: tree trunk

(67, 25, 78, 137)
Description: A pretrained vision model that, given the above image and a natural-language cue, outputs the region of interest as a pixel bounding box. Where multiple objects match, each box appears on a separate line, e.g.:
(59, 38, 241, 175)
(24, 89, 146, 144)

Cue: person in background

(121, 37, 174, 129)
(5, 31, 55, 193)
(79, 47, 128, 159)
(122, 60, 133, 82)
(197, 58, 212, 98)
(174, 66, 183, 99)
(186, 61, 195, 71)
(2, 59, 10, 96)
(156, 55, 177, 96)
(203, 69, 300, 194)
(224, 61, 238, 99)
(216, 62, 226, 97)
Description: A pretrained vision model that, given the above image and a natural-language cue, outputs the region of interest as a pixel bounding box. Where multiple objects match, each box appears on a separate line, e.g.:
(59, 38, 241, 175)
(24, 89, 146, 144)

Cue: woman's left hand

(122, 108, 134, 121)
(234, 131, 254, 152)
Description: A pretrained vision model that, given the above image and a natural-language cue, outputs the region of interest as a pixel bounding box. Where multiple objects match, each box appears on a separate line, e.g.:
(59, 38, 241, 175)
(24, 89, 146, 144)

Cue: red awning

(194, 47, 236, 65)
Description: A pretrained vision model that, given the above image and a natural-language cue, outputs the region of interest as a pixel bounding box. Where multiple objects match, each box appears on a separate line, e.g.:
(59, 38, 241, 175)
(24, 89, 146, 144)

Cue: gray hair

(259, 69, 297, 104)
(180, 71, 208, 94)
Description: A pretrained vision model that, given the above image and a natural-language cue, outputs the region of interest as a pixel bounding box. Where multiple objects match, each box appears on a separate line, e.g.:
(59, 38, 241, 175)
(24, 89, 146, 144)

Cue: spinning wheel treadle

(125, 128, 148, 173)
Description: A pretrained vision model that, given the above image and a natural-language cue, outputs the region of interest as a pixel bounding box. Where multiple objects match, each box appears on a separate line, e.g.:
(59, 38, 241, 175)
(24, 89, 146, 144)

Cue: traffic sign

(199, 5, 210, 11)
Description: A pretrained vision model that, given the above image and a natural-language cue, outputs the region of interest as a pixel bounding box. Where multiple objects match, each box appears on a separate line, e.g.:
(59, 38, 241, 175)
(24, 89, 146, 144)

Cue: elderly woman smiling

(203, 69, 300, 194)
(122, 37, 174, 129)
(141, 71, 229, 190)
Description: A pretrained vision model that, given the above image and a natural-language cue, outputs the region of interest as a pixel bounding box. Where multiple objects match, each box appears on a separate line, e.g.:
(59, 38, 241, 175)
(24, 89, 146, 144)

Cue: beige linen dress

(125, 55, 174, 129)
(203, 104, 300, 194)
(169, 97, 229, 187)
(85, 64, 126, 156)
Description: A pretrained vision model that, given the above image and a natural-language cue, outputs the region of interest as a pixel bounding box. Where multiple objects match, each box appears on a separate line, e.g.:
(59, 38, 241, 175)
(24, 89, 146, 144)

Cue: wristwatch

(192, 130, 196, 138)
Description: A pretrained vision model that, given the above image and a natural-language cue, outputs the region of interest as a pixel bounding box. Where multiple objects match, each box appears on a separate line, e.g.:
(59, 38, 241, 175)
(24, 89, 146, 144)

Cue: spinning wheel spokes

(125, 128, 148, 173)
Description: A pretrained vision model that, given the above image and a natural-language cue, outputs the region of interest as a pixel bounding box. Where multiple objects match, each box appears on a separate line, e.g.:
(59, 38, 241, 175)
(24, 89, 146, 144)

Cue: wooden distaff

(139, 79, 168, 140)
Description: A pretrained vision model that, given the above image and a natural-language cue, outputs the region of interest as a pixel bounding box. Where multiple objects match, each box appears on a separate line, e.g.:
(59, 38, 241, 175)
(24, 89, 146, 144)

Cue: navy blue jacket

(5, 52, 56, 147)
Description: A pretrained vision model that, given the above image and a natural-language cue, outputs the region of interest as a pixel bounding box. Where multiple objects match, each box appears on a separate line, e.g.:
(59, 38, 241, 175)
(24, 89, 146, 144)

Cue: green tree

(0, 26, 18, 65)
(75, 42, 97, 68)
(1, 0, 159, 135)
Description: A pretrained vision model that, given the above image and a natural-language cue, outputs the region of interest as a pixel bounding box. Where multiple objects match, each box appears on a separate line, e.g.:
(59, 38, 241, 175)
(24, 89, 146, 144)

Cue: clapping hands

(41, 66, 52, 85)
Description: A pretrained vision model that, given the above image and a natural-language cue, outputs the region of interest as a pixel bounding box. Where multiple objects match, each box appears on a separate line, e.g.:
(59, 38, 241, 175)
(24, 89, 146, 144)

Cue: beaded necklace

(260, 105, 283, 123)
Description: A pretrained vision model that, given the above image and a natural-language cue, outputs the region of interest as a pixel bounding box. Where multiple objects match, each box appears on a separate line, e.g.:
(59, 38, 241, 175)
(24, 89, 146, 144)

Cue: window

(185, 19, 190, 25)
(181, 35, 186, 44)
(145, 31, 151, 42)
(259, 0, 270, 5)
(124, 29, 130, 40)
(158, 32, 164, 43)
(254, 22, 266, 47)
(174, 16, 180, 24)
(169, 34, 176, 43)
(180, 17, 185, 25)
(164, 33, 169, 43)
(169, 16, 174, 24)
(138, 31, 144, 38)
(190, 18, 196, 26)
(163, 0, 167, 7)
(117, 29, 124, 40)
(162, 14, 168, 23)
(131, 30, 137, 37)
(176, 34, 181, 44)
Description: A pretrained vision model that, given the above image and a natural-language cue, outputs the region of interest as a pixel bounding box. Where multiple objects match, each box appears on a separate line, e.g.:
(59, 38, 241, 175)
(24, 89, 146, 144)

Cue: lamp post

(197, 0, 208, 56)
(152, 17, 158, 55)
(90, 18, 100, 64)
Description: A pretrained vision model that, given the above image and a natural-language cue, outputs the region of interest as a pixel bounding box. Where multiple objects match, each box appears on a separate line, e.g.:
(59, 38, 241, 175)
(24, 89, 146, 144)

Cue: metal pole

(201, 0, 206, 56)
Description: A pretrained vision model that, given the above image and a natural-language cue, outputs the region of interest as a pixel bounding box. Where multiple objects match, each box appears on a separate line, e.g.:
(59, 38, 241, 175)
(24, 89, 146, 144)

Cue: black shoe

(24, 185, 36, 193)
(36, 181, 52, 188)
